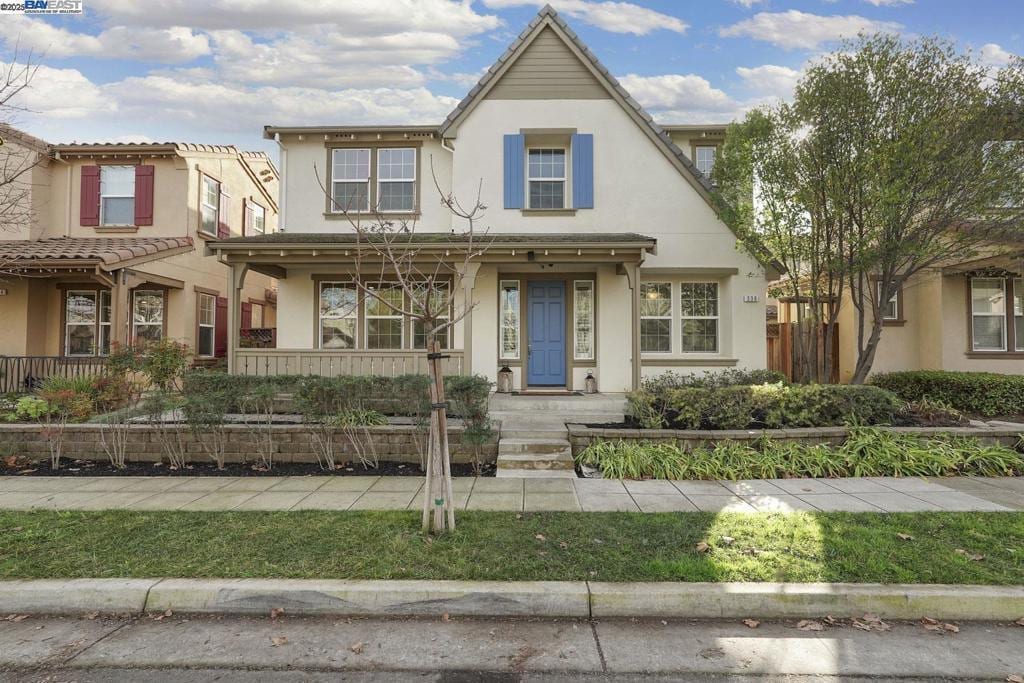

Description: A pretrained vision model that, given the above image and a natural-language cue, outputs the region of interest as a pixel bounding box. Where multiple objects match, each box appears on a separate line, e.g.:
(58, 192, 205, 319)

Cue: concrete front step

(496, 452, 574, 470)
(498, 438, 572, 455)
(500, 428, 570, 439)
(489, 394, 627, 414)
(495, 468, 578, 478)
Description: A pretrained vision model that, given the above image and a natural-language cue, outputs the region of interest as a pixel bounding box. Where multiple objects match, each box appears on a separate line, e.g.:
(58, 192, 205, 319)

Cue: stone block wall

(0, 424, 497, 466)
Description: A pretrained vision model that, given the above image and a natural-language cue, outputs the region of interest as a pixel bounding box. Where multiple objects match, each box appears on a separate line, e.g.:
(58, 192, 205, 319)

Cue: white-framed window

(573, 280, 594, 360)
(528, 148, 566, 209)
(1015, 278, 1024, 352)
(500, 280, 520, 360)
(377, 148, 416, 213)
(65, 290, 97, 356)
(245, 201, 266, 235)
(331, 148, 370, 213)
(411, 282, 450, 349)
(98, 290, 111, 356)
(640, 282, 672, 353)
(250, 301, 264, 329)
(319, 282, 357, 349)
(200, 175, 220, 235)
(197, 293, 216, 358)
(970, 277, 1007, 351)
(100, 165, 135, 226)
(680, 282, 719, 353)
(364, 283, 404, 349)
(694, 145, 717, 178)
(132, 290, 164, 344)
(878, 281, 899, 321)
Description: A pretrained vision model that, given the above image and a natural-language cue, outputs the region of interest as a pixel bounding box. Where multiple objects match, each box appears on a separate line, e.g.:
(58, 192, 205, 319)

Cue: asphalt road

(1, 614, 1022, 681)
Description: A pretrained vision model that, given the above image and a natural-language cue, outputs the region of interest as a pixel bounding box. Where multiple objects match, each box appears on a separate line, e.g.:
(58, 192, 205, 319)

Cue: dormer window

(694, 145, 717, 178)
(528, 148, 566, 209)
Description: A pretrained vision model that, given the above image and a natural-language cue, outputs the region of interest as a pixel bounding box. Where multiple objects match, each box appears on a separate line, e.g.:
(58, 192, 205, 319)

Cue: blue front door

(527, 281, 566, 386)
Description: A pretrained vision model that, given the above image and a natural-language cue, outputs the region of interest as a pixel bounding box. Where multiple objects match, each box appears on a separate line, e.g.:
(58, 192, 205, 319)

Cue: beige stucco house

(209, 6, 778, 393)
(0, 124, 279, 391)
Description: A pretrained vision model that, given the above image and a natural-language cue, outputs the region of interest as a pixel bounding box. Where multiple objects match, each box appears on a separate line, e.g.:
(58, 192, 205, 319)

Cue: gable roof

(438, 5, 780, 274)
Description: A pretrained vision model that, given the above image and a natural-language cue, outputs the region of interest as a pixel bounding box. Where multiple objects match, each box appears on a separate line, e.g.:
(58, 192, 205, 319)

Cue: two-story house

(0, 125, 279, 390)
(208, 6, 779, 393)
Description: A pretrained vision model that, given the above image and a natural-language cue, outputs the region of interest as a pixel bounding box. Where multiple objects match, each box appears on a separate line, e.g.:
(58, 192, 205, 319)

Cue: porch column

(626, 262, 642, 390)
(110, 269, 132, 349)
(226, 263, 248, 374)
(459, 262, 480, 376)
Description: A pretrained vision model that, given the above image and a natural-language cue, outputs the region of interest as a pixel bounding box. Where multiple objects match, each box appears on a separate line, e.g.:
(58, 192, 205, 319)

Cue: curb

(1, 579, 1022, 621)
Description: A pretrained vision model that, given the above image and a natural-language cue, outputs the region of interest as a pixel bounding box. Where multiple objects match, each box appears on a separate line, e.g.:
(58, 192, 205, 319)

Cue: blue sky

(1, 0, 1020, 155)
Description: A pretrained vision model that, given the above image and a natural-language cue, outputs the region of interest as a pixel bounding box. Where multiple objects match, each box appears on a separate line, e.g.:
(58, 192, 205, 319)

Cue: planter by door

(527, 280, 566, 386)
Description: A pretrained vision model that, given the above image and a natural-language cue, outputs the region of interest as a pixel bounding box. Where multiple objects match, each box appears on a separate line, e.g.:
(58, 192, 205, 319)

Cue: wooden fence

(767, 322, 839, 383)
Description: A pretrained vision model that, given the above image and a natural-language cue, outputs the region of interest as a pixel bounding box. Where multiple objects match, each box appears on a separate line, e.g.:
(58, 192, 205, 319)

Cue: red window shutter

(80, 166, 101, 226)
(134, 165, 154, 226)
(217, 191, 230, 238)
(241, 301, 252, 330)
(214, 296, 228, 358)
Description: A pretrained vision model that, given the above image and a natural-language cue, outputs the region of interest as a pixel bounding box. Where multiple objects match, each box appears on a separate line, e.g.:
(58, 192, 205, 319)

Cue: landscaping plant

(871, 370, 1024, 418)
(577, 427, 1024, 480)
(239, 379, 278, 471)
(143, 390, 189, 470)
(35, 388, 75, 470)
(181, 370, 238, 469)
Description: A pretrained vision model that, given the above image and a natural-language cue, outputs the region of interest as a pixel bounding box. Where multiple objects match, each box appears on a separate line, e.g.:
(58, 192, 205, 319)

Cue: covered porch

(207, 232, 656, 391)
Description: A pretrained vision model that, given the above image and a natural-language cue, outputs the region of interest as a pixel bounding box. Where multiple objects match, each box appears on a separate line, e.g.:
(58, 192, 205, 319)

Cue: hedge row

(870, 371, 1024, 418)
(629, 383, 901, 430)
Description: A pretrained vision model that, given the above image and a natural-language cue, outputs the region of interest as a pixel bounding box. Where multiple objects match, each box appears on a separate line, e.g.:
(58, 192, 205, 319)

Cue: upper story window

(377, 148, 416, 213)
(200, 176, 220, 236)
(694, 145, 717, 178)
(331, 148, 371, 213)
(245, 200, 266, 235)
(100, 166, 135, 226)
(528, 148, 566, 209)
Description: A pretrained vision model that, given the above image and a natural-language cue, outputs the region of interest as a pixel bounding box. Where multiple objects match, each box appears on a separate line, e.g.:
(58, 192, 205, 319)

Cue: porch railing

(0, 356, 109, 394)
(234, 349, 466, 378)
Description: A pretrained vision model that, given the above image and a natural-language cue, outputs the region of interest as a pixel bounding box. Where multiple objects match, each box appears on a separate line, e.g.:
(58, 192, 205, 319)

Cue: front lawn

(1, 510, 1021, 584)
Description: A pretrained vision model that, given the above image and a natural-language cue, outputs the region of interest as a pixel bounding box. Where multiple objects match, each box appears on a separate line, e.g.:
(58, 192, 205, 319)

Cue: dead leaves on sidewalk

(919, 616, 959, 634)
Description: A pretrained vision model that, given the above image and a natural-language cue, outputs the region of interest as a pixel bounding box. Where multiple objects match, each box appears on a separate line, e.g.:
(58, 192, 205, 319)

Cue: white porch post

(459, 262, 480, 376)
(227, 263, 248, 374)
(625, 262, 642, 391)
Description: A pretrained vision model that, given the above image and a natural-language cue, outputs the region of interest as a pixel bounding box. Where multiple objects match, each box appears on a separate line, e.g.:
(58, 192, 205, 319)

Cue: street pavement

(0, 614, 1022, 681)
(1, 474, 1021, 512)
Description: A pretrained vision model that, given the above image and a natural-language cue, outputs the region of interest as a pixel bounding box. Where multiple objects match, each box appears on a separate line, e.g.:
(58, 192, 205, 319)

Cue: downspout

(273, 132, 287, 232)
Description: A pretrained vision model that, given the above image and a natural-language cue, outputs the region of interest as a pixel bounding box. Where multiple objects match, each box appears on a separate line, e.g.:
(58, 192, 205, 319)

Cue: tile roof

(0, 236, 193, 269)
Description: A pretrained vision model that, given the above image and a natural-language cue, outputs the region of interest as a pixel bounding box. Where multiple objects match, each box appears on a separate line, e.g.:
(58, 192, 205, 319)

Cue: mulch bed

(1, 459, 495, 478)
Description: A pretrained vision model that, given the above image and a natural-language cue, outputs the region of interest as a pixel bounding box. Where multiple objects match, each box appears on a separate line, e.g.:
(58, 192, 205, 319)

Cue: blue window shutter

(503, 133, 525, 209)
(572, 133, 594, 209)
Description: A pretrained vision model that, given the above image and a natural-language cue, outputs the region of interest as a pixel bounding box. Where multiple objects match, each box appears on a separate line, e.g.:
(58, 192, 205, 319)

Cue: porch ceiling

(206, 232, 657, 278)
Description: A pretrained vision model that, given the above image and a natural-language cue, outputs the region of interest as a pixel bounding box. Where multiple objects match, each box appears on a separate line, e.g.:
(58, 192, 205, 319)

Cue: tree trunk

(422, 340, 455, 534)
(849, 314, 884, 385)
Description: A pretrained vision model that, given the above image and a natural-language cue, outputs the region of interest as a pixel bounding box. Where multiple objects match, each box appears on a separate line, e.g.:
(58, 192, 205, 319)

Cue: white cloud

(980, 43, 1016, 68)
(736, 64, 802, 98)
(4, 63, 113, 119)
(482, 0, 688, 35)
(729, 0, 766, 8)
(87, 0, 501, 36)
(863, 0, 913, 6)
(0, 16, 210, 63)
(720, 10, 902, 50)
(618, 73, 745, 122)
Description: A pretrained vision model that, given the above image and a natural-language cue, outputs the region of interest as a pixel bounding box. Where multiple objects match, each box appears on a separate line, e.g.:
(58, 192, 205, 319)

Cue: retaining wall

(0, 423, 497, 466)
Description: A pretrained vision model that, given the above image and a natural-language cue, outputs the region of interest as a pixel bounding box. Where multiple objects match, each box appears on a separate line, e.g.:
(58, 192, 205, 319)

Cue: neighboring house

(209, 6, 778, 393)
(0, 124, 279, 390)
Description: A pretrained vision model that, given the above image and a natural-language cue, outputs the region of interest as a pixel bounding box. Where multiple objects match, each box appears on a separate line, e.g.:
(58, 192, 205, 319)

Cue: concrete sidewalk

(0, 474, 1021, 513)
(1, 614, 1022, 680)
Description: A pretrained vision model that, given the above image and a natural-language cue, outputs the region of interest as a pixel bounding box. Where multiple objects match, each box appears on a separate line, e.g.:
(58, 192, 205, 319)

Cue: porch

(207, 232, 657, 391)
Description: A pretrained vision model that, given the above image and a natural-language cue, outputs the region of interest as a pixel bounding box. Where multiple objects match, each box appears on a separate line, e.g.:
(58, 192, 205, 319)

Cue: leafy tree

(718, 34, 1024, 383)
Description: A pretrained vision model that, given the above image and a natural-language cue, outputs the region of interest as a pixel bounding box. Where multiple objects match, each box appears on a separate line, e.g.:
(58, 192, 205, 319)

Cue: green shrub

(640, 368, 786, 394)
(870, 370, 1024, 417)
(14, 396, 50, 421)
(630, 383, 900, 430)
(335, 409, 389, 427)
(577, 427, 1024, 480)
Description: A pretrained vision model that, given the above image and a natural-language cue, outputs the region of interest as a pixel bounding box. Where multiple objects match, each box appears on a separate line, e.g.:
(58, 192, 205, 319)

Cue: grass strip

(0, 510, 1021, 584)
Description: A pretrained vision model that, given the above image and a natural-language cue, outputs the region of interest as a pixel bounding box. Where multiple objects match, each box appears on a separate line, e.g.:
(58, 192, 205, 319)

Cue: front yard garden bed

(1, 510, 1021, 585)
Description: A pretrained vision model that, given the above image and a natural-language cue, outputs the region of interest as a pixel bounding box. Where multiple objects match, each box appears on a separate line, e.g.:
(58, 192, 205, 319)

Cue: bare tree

(314, 157, 492, 534)
(0, 51, 42, 238)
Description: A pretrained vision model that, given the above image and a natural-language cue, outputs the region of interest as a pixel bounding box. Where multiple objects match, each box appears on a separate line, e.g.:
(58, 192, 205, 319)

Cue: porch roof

(0, 236, 194, 274)
(206, 232, 657, 277)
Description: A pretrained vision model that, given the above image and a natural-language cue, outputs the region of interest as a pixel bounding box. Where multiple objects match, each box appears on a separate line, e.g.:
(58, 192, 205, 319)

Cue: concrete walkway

(0, 474, 1021, 512)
